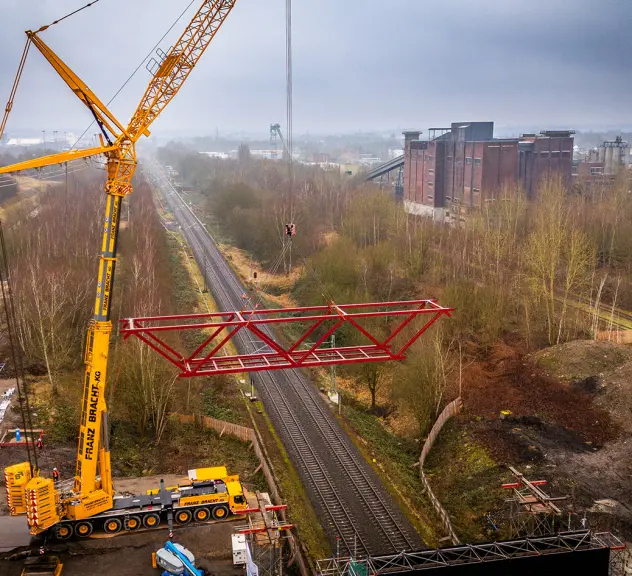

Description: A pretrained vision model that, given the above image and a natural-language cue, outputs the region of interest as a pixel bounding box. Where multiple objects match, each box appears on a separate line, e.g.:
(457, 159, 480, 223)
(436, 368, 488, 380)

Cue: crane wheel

(143, 513, 161, 529)
(194, 507, 210, 522)
(126, 516, 141, 531)
(55, 523, 73, 540)
(104, 517, 123, 534)
(75, 521, 93, 537)
(212, 505, 229, 520)
(176, 509, 192, 525)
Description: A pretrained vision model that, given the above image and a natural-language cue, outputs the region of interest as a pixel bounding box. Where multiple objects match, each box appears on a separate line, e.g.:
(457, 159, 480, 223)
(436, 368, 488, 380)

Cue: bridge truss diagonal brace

(119, 299, 452, 377)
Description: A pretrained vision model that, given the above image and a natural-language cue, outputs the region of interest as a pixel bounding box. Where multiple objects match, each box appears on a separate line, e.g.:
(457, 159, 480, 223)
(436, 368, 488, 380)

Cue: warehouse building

(403, 123, 575, 220)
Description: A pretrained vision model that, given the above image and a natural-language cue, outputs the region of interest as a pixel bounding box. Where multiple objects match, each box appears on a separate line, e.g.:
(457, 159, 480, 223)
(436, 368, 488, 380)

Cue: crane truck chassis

(6, 464, 247, 539)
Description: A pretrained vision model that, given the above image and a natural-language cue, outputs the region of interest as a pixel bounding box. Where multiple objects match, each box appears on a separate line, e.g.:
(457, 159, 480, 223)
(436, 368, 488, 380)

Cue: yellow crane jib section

(127, 0, 237, 140)
(26, 31, 127, 141)
(0, 145, 116, 176)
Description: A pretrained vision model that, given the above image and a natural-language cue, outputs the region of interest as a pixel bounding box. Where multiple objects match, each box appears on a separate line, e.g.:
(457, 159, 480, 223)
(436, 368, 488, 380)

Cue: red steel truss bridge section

(120, 299, 452, 377)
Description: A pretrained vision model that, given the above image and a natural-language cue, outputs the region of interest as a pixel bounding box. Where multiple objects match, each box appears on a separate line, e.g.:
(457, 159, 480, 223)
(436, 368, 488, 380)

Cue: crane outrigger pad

(120, 299, 452, 377)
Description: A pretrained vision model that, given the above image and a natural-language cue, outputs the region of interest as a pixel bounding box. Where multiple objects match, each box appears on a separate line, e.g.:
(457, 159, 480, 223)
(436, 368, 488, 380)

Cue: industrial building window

(428, 168, 434, 174)
(590, 167, 604, 175)
(541, 151, 550, 158)
(428, 182, 434, 187)
(427, 195, 434, 200)
(551, 151, 560, 158)
(466, 157, 472, 165)
(474, 158, 482, 166)
(473, 187, 480, 192)
(562, 151, 571, 157)
(426, 155, 434, 161)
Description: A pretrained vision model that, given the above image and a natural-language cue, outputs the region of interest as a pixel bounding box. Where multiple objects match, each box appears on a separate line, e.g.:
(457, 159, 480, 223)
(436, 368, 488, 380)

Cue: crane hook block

(285, 223, 296, 237)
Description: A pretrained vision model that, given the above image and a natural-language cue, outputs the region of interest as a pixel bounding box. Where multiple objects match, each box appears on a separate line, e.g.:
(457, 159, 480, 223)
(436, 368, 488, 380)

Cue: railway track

(144, 159, 422, 557)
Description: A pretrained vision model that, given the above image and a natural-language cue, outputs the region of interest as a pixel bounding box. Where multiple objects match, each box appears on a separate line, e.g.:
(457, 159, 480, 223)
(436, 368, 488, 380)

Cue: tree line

(5, 169, 192, 444)
(159, 143, 632, 438)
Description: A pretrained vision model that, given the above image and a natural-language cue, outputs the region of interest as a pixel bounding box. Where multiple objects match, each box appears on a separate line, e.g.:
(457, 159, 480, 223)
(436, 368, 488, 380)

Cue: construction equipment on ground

(20, 554, 63, 576)
(0, 0, 245, 538)
(153, 541, 207, 576)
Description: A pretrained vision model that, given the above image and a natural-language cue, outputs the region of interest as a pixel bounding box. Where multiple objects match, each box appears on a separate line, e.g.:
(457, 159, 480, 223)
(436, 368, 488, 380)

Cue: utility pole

(202, 255, 208, 293)
(330, 334, 339, 408)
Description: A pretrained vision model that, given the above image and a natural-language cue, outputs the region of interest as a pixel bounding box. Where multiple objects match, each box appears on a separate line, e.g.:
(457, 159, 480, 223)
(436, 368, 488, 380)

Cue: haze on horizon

(0, 0, 630, 138)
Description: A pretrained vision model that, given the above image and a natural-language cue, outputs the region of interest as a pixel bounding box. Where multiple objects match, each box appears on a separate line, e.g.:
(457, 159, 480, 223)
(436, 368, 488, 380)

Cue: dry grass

(218, 243, 300, 308)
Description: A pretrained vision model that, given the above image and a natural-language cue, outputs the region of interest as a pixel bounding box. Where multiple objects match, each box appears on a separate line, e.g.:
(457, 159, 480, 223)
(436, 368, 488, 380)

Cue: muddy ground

(0, 520, 243, 576)
(459, 339, 632, 538)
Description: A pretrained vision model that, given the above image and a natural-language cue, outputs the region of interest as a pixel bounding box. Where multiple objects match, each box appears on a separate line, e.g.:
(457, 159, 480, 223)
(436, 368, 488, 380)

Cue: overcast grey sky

(0, 0, 630, 137)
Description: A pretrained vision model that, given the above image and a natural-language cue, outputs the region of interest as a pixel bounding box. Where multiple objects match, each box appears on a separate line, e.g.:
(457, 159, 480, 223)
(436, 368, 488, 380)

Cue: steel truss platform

(316, 531, 626, 575)
(120, 299, 452, 377)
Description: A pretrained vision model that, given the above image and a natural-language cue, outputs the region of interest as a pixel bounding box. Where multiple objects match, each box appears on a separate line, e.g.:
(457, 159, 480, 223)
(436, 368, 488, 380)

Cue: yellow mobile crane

(1, 1, 248, 538)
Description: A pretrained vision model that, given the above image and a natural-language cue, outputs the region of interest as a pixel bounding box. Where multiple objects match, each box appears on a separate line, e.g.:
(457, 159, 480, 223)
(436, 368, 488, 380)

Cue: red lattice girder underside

(119, 300, 452, 377)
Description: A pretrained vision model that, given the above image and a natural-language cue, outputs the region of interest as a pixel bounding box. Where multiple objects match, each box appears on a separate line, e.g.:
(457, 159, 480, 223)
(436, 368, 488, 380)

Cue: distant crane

(270, 123, 290, 160)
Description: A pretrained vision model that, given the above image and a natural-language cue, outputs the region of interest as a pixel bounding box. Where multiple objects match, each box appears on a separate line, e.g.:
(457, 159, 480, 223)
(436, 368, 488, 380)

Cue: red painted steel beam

(120, 299, 452, 377)
(237, 525, 294, 534)
(235, 504, 288, 514)
(502, 480, 548, 489)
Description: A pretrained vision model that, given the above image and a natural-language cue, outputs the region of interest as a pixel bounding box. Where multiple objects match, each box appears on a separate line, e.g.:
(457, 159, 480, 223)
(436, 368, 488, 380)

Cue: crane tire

(104, 517, 123, 534)
(126, 516, 141, 531)
(194, 507, 211, 522)
(55, 523, 73, 540)
(212, 505, 229, 520)
(143, 512, 161, 529)
(75, 521, 93, 537)
(175, 509, 192, 525)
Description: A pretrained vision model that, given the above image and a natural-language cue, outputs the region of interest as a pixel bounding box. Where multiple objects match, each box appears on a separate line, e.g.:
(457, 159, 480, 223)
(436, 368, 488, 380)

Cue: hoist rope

(35, 0, 103, 33)
(285, 0, 293, 218)
(0, 39, 31, 142)
(284, 0, 294, 272)
(70, 0, 197, 151)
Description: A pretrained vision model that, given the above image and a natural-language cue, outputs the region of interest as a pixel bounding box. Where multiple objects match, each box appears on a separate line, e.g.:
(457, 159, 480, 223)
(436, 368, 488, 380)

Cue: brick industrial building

(403, 122, 574, 220)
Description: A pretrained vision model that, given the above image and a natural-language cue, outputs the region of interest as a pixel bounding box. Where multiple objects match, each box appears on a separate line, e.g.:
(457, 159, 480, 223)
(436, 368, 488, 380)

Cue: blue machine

(155, 541, 204, 576)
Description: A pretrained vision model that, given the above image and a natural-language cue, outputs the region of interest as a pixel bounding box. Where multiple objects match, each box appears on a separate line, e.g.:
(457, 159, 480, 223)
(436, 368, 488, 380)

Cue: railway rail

(144, 158, 422, 557)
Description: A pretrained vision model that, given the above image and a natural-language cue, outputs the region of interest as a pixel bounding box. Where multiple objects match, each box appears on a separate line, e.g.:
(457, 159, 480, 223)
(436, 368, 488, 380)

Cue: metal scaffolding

(502, 465, 568, 537)
(234, 492, 294, 576)
(316, 531, 625, 575)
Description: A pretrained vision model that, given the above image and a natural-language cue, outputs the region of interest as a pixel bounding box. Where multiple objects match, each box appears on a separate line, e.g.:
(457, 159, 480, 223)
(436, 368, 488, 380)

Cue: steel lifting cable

(69, 0, 197, 150)
(0, 221, 39, 473)
(0, 39, 31, 142)
(34, 0, 102, 33)
(284, 0, 294, 271)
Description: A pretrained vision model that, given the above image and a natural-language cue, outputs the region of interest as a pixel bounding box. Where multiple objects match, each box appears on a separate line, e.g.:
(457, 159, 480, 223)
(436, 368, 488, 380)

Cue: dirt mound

(462, 342, 617, 445)
(534, 339, 632, 432)
(533, 339, 632, 382)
